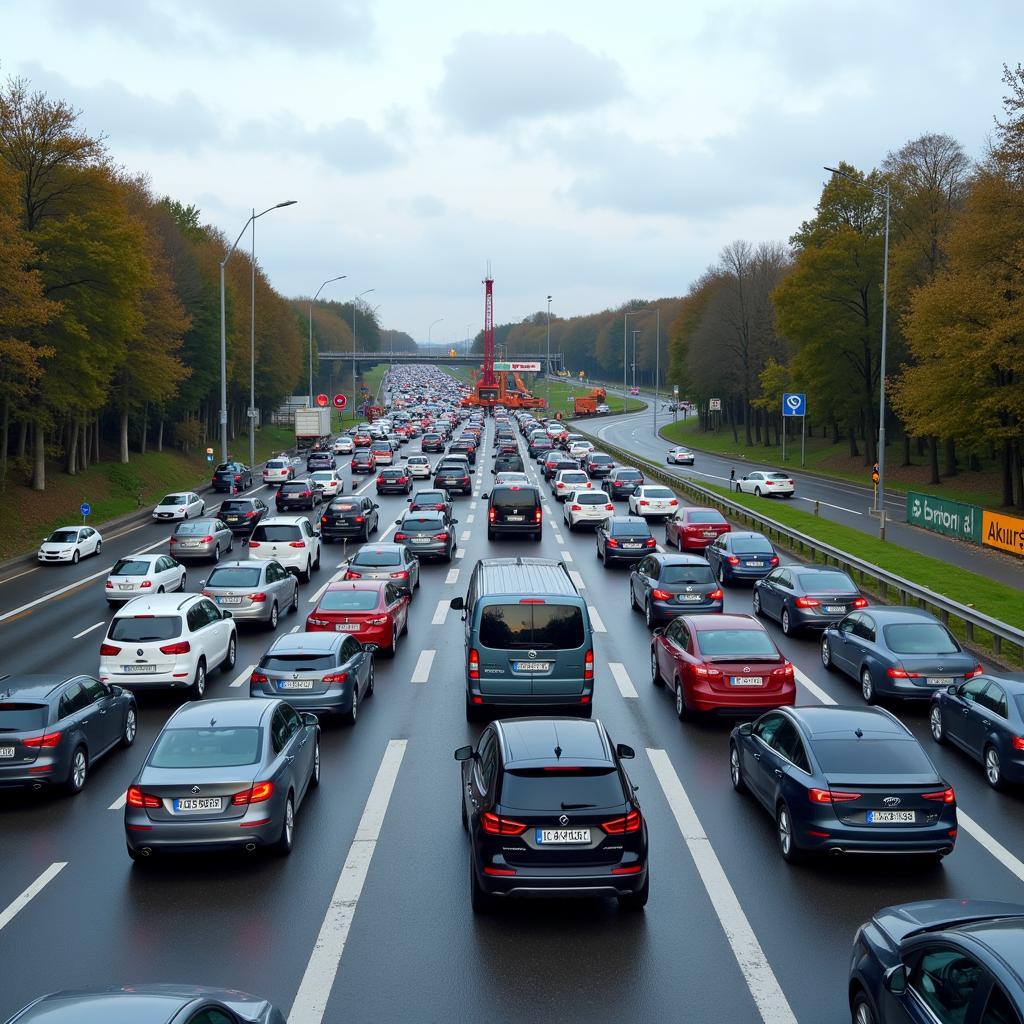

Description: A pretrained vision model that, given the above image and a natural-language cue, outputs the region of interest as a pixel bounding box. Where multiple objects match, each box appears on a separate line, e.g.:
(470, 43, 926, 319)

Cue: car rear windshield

(479, 603, 585, 650)
(206, 567, 262, 588)
(561, 472, 588, 482)
(766, 473, 791, 480)
(48, 530, 79, 543)
(111, 559, 154, 576)
(491, 488, 539, 509)
(643, 487, 674, 499)
(414, 492, 445, 503)
(590, 455, 613, 463)
(798, 571, 856, 593)
(261, 653, 337, 672)
(109, 616, 182, 642)
(811, 738, 935, 776)
(380, 470, 403, 478)
(611, 522, 651, 537)
(616, 471, 643, 481)
(149, 727, 262, 768)
(577, 493, 608, 505)
(352, 549, 401, 566)
(266, 460, 288, 469)
(161, 495, 189, 504)
(882, 623, 960, 655)
(329, 501, 360, 513)
(252, 525, 302, 542)
(402, 516, 445, 530)
(319, 591, 380, 612)
(694, 629, 778, 659)
(732, 538, 774, 554)
(175, 521, 214, 535)
(661, 565, 715, 585)
(687, 511, 726, 524)
(500, 768, 624, 810)
(0, 703, 48, 731)
(219, 500, 252, 512)
(281, 482, 308, 493)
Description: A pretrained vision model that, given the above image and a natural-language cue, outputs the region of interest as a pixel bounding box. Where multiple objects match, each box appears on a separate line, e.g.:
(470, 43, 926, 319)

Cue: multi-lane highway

(2, 388, 1024, 1024)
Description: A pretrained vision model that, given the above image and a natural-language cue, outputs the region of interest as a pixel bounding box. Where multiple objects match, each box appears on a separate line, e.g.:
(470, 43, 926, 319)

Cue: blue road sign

(80, 502, 91, 517)
(782, 393, 806, 417)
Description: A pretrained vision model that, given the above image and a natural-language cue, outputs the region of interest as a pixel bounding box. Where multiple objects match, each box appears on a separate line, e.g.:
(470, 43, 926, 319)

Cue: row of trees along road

(0, 77, 384, 493)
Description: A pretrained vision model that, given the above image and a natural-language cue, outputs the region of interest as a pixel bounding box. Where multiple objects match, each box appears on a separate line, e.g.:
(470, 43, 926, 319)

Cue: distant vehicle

(735, 471, 795, 498)
(596, 516, 656, 566)
(169, 518, 234, 563)
(629, 553, 722, 625)
(106, 554, 186, 605)
(38, 526, 103, 565)
(629, 386, 640, 396)
(627, 485, 678, 519)
(666, 446, 695, 465)
(218, 496, 271, 534)
(321, 496, 380, 542)
(262, 457, 296, 485)
(211, 461, 253, 493)
(563, 490, 614, 531)
(152, 492, 204, 521)
(666, 507, 730, 551)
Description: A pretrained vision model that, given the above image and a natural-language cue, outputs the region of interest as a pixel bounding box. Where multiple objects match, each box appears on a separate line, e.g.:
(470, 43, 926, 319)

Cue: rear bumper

(0, 756, 67, 787)
(171, 547, 218, 561)
(796, 820, 957, 856)
(250, 687, 353, 714)
(479, 864, 647, 899)
(468, 687, 592, 709)
(649, 600, 722, 622)
(125, 815, 282, 853)
(687, 679, 796, 714)
(490, 521, 542, 535)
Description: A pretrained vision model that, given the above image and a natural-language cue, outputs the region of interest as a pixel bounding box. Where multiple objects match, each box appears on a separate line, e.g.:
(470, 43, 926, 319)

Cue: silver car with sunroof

(200, 560, 298, 630)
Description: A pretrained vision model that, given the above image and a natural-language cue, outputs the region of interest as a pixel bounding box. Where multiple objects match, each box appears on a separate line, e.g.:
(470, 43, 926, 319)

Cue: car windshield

(252, 525, 301, 542)
(0, 703, 48, 731)
(352, 549, 401, 566)
(491, 488, 538, 508)
(149, 727, 262, 768)
(206, 567, 262, 588)
(266, 460, 288, 469)
(561, 472, 587, 482)
(500, 768, 625, 810)
(261, 653, 337, 672)
(811, 738, 935, 776)
(643, 487, 674, 499)
(798, 571, 857, 593)
(732, 538, 774, 554)
(281, 482, 308, 493)
(617, 471, 643, 481)
(161, 494, 189, 504)
(687, 511, 726, 524)
(882, 622, 960, 655)
(109, 616, 182, 642)
(695, 629, 778, 659)
(319, 591, 380, 611)
(661, 565, 714, 585)
(48, 530, 79, 543)
(175, 521, 214, 535)
(479, 603, 585, 650)
(611, 523, 651, 537)
(111, 559, 154, 576)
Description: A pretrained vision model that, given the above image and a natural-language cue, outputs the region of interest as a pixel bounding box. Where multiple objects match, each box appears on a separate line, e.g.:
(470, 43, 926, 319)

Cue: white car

(735, 471, 795, 498)
(247, 516, 322, 582)
(263, 457, 295, 485)
(568, 442, 594, 462)
(152, 492, 205, 521)
(563, 490, 614, 531)
(406, 455, 432, 479)
(552, 469, 592, 501)
(666, 446, 695, 465)
(628, 485, 679, 519)
(596, 404, 610, 414)
(310, 470, 342, 498)
(333, 436, 354, 455)
(38, 526, 103, 565)
(99, 592, 237, 698)
(105, 553, 187, 605)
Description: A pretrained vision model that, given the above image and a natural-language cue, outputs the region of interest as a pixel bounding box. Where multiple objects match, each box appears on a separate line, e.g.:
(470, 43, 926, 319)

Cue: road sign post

(782, 393, 807, 466)
(80, 502, 90, 523)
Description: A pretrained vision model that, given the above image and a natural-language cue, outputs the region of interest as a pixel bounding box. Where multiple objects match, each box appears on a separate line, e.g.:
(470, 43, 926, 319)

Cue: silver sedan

(200, 559, 298, 630)
(169, 517, 234, 562)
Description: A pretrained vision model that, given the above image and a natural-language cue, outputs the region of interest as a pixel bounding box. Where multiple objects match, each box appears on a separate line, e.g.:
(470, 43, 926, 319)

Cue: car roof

(690, 613, 759, 630)
(269, 629, 344, 653)
(209, 559, 267, 570)
(978, 672, 1024, 690)
(260, 515, 307, 526)
(609, 515, 648, 525)
(652, 553, 708, 566)
(727, 531, 770, 541)
(112, 552, 162, 563)
(785, 705, 908, 739)
(497, 717, 613, 768)
(112, 593, 200, 615)
(954, 917, 1024, 970)
(860, 606, 940, 622)
(0, 674, 90, 699)
(170, 697, 273, 727)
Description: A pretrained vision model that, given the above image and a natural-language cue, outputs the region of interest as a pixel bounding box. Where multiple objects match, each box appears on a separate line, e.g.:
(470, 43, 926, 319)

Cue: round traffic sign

(333, 393, 347, 410)
(80, 502, 91, 517)
(315, 393, 329, 408)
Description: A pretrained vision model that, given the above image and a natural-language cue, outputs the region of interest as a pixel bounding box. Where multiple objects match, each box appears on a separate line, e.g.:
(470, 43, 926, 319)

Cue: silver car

(201, 560, 298, 630)
(169, 517, 234, 562)
(124, 698, 319, 860)
(343, 543, 420, 594)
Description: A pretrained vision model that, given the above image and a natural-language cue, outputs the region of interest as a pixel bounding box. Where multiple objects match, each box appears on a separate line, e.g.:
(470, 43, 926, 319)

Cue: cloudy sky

(4, 0, 1017, 342)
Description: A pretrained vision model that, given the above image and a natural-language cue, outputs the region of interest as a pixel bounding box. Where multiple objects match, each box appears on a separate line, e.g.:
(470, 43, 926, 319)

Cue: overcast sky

(4, 0, 1018, 343)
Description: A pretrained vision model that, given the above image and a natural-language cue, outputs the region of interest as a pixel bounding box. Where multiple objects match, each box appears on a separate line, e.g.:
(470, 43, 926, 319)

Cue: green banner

(906, 491, 983, 544)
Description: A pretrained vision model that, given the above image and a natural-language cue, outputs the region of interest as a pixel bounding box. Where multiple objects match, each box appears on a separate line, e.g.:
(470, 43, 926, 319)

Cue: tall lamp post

(652, 308, 661, 432)
(825, 165, 891, 538)
(351, 288, 374, 415)
(309, 275, 346, 405)
(623, 310, 641, 411)
(428, 318, 444, 349)
(464, 322, 474, 360)
(631, 329, 641, 390)
(219, 199, 296, 465)
(545, 295, 552, 410)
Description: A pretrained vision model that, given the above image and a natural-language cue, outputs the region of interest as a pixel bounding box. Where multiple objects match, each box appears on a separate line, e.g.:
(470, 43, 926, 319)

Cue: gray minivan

(450, 558, 594, 722)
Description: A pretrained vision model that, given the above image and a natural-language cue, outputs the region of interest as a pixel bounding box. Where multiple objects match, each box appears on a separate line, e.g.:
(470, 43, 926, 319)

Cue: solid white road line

(230, 663, 256, 688)
(798, 496, 862, 515)
(288, 739, 407, 1024)
(308, 581, 330, 604)
(290, 624, 302, 633)
(587, 605, 606, 632)
(445, 568, 460, 585)
(560, 550, 573, 563)
(647, 749, 798, 1024)
(411, 649, 435, 683)
(431, 600, 449, 626)
(455, 548, 466, 559)
(609, 662, 638, 699)
(109, 791, 127, 810)
(0, 566, 111, 625)
(793, 666, 837, 706)
(0, 863, 68, 934)
(72, 621, 105, 640)
(568, 570, 586, 591)
(0, 565, 39, 588)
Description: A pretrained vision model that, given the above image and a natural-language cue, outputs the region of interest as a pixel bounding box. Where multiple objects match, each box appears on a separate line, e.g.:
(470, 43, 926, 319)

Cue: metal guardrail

(574, 426, 1024, 665)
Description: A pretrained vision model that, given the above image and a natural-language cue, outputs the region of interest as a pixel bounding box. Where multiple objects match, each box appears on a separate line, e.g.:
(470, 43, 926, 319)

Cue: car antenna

(554, 744, 562, 760)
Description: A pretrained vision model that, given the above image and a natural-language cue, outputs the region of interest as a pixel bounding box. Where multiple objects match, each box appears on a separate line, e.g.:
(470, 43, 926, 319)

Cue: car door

(885, 943, 991, 1024)
(156, 555, 180, 591)
(942, 677, 990, 754)
(631, 556, 653, 605)
(757, 568, 784, 619)
(268, 561, 293, 611)
(80, 677, 122, 754)
(830, 613, 861, 675)
(661, 618, 691, 689)
(706, 537, 725, 573)
(745, 713, 786, 808)
(404, 548, 419, 590)
(969, 682, 1009, 760)
(340, 635, 366, 690)
(197, 598, 230, 666)
(281, 702, 314, 802)
(767, 719, 812, 809)
(467, 728, 498, 826)
(58, 681, 104, 759)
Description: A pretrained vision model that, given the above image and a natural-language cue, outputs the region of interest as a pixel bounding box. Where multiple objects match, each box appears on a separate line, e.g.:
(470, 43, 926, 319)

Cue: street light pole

(428, 318, 444, 347)
(825, 166, 891, 538)
(309, 275, 347, 406)
(623, 310, 640, 411)
(464, 323, 474, 360)
(653, 308, 660, 433)
(546, 295, 552, 411)
(351, 288, 375, 416)
(631, 329, 641, 390)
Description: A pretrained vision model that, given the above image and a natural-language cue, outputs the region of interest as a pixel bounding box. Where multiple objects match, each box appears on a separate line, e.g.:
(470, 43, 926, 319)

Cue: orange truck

(573, 387, 606, 416)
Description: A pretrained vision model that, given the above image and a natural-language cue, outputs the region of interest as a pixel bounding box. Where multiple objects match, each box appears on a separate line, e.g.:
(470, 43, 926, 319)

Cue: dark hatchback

(394, 510, 457, 561)
(596, 516, 657, 566)
(434, 460, 472, 495)
(211, 461, 253, 493)
(705, 531, 779, 585)
(275, 479, 322, 512)
(422, 433, 445, 453)
(450, 440, 478, 465)
(731, 705, 957, 863)
(629, 553, 723, 626)
(376, 467, 413, 495)
(493, 453, 525, 474)
(455, 717, 648, 912)
(218, 497, 270, 535)
(484, 484, 544, 540)
(408, 489, 454, 521)
(849, 900, 1024, 1024)
(320, 496, 379, 542)
(607, 467, 645, 500)
(754, 566, 867, 636)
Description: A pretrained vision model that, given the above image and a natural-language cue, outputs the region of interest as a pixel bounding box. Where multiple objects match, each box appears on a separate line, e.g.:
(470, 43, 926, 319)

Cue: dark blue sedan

(930, 672, 1024, 790)
(730, 705, 957, 863)
(821, 607, 982, 704)
(848, 899, 1024, 1024)
(704, 531, 779, 586)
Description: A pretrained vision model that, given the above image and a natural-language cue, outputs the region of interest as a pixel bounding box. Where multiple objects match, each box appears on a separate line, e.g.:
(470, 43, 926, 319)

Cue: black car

(422, 433, 445, 453)
(542, 455, 578, 481)
(493, 453, 525, 474)
(321, 495, 379, 542)
(306, 451, 336, 472)
(217, 496, 270, 534)
(211, 461, 253, 493)
(455, 717, 648, 912)
(596, 516, 656, 566)
(607, 467, 645, 500)
(849, 900, 1024, 1024)
(394, 510, 457, 561)
(730, 705, 957, 863)
(484, 484, 543, 541)
(376, 467, 413, 495)
(276, 479, 323, 512)
(434, 460, 472, 495)
(629, 553, 723, 626)
(705, 531, 779, 585)
(930, 672, 1024, 789)
(0, 675, 136, 794)
(754, 566, 867, 635)
(408, 488, 455, 522)
(450, 440, 478, 465)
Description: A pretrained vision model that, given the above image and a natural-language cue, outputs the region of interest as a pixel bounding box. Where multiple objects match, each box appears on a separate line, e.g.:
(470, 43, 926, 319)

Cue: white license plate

(119, 584, 134, 591)
(730, 676, 764, 686)
(926, 677, 949, 686)
(825, 606, 846, 614)
(122, 665, 157, 673)
(181, 541, 201, 547)
(173, 797, 222, 812)
(506, 515, 525, 522)
(336, 623, 361, 632)
(279, 680, 315, 690)
(514, 661, 552, 672)
(703, 531, 716, 537)
(0, 746, 14, 758)
(681, 595, 702, 602)
(867, 810, 915, 823)
(218, 596, 243, 604)
(412, 537, 431, 544)
(537, 828, 590, 844)
(624, 542, 642, 549)
(746, 561, 764, 567)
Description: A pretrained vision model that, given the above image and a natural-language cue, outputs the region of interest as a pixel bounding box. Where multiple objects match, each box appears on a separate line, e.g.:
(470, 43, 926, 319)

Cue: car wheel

(275, 793, 295, 856)
(781, 607, 792, 636)
(487, 528, 495, 541)
(465, 693, 482, 722)
(179, 573, 187, 592)
(223, 634, 236, 672)
(717, 563, 726, 585)
(157, 585, 165, 594)
(72, 550, 80, 565)
(730, 742, 747, 793)
(302, 560, 312, 584)
(343, 685, 359, 727)
(95, 541, 102, 556)
(366, 659, 375, 696)
(313, 547, 321, 571)
(121, 706, 138, 748)
(645, 600, 655, 629)
(310, 738, 321, 788)
(267, 602, 279, 631)
(227, 538, 233, 554)
(860, 668, 876, 704)
(461, 787, 469, 831)
(629, 584, 639, 611)
(852, 991, 877, 1024)
(776, 803, 803, 863)
(674, 678, 689, 720)
(191, 660, 207, 699)
(470, 853, 494, 914)
(290, 586, 299, 613)
(66, 746, 88, 795)
(601, 548, 608, 567)
(752, 591, 763, 616)
(386, 625, 398, 659)
(213, 545, 220, 562)
(929, 705, 945, 744)
(617, 873, 649, 911)
(821, 636, 836, 671)
(985, 745, 1005, 790)
(363, 527, 370, 542)
(650, 650, 664, 687)
(754, 487, 762, 497)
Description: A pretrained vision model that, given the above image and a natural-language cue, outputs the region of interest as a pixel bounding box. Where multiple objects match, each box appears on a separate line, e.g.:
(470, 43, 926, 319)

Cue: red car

(306, 580, 410, 658)
(666, 506, 731, 551)
(351, 450, 377, 474)
(650, 613, 795, 717)
(353, 432, 373, 448)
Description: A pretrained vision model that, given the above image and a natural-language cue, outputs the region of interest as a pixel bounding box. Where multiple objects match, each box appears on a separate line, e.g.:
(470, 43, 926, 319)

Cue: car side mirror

(738, 722, 753, 737)
(454, 745, 475, 762)
(652, 627, 664, 637)
(406, 497, 412, 502)
(947, 684, 959, 696)
(363, 643, 379, 653)
(373, 503, 380, 510)
(222, 610, 233, 619)
(395, 519, 403, 526)
(481, 492, 490, 500)
(615, 743, 635, 760)
(450, 596, 465, 610)
(884, 965, 907, 995)
(200, 579, 207, 588)
(302, 712, 319, 727)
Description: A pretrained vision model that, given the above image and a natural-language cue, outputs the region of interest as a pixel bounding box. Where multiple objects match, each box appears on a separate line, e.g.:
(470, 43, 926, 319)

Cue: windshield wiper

(560, 802, 596, 810)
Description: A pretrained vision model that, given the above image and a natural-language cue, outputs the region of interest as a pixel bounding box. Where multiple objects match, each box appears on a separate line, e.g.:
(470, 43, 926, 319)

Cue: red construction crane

(481, 271, 496, 388)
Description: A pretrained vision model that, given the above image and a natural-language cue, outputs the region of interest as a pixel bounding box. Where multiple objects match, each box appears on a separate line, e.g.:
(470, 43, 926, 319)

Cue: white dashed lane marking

(411, 649, 435, 683)
(445, 568, 460, 585)
(587, 605, 606, 632)
(609, 662, 639, 699)
(431, 600, 449, 626)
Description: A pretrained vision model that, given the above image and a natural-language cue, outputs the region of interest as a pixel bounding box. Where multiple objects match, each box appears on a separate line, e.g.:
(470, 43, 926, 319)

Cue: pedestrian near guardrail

(729, 468, 736, 491)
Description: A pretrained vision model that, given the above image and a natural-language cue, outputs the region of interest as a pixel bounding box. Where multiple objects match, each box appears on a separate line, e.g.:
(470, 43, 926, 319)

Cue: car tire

(302, 560, 312, 584)
(275, 793, 295, 856)
(157, 585, 165, 594)
(313, 547, 321, 571)
(985, 745, 1005, 790)
(179, 573, 187, 592)
(386, 625, 398, 659)
(852, 991, 877, 1024)
(366, 659, 375, 696)
(860, 668, 876, 704)
(267, 603, 279, 631)
(72, 550, 80, 565)
(121, 706, 138, 748)
(487, 529, 495, 541)
(213, 545, 220, 563)
(674, 678, 689, 720)
(66, 746, 88, 794)
(191, 659, 207, 699)
(363, 527, 370, 542)
(223, 634, 236, 672)
(95, 541, 102, 556)
(343, 685, 359, 727)
(645, 600, 655, 629)
(717, 563, 726, 585)
(617, 873, 649, 911)
(310, 737, 321, 788)
(461, 788, 468, 831)
(752, 591, 763, 617)
(650, 650, 664, 687)
(776, 803, 803, 863)
(470, 854, 494, 915)
(629, 585, 639, 611)
(754, 487, 762, 497)
(781, 607, 793, 636)
(821, 636, 836, 672)
(929, 705, 945, 744)
(290, 586, 299, 613)
(730, 742, 747, 793)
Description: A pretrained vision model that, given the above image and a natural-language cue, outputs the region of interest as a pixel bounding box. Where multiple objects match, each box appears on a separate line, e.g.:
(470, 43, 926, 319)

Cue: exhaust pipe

(31, 782, 43, 791)
(829, 847, 845, 856)
(244, 842, 257, 853)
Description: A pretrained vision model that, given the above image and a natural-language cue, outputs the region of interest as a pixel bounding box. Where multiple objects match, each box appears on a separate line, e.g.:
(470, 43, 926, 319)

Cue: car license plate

(173, 797, 222, 812)
(279, 680, 315, 690)
(537, 828, 590, 844)
(825, 606, 846, 614)
(867, 810, 915, 823)
(624, 542, 641, 549)
(926, 677, 949, 686)
(730, 676, 764, 686)
(181, 540, 200, 547)
(225, 516, 238, 522)
(336, 623, 361, 632)
(119, 584, 134, 591)
(412, 537, 430, 544)
(218, 596, 242, 604)
(506, 515, 525, 522)
(122, 665, 157, 673)
(514, 661, 552, 672)
(703, 531, 716, 537)
(0, 746, 14, 758)
(681, 594, 702, 602)
(746, 560, 764, 567)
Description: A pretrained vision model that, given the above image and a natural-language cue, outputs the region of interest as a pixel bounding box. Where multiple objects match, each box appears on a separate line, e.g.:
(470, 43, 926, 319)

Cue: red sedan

(306, 581, 410, 657)
(650, 613, 795, 718)
(666, 506, 731, 551)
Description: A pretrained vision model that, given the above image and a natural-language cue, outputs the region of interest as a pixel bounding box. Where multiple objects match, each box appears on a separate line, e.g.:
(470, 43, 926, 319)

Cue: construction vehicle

(572, 387, 607, 417)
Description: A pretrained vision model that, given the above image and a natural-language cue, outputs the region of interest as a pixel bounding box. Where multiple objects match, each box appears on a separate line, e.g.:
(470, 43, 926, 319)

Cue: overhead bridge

(318, 351, 564, 371)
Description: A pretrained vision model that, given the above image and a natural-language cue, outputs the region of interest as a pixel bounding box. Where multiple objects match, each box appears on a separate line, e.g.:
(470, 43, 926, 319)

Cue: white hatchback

(38, 526, 103, 564)
(736, 471, 796, 498)
(310, 470, 342, 498)
(568, 442, 594, 462)
(563, 490, 615, 530)
(406, 455, 432, 479)
(552, 469, 592, 502)
(333, 436, 354, 455)
(628, 485, 680, 519)
(152, 492, 205, 521)
(105, 553, 187, 605)
(263, 458, 295, 485)
(99, 592, 237, 698)
(247, 516, 322, 582)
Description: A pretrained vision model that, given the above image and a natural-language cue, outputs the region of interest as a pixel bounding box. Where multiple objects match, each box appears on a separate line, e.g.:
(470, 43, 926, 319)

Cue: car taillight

(769, 556, 779, 565)
(100, 644, 121, 656)
(600, 809, 642, 834)
(322, 672, 349, 685)
(245, 510, 256, 518)
(708, 589, 724, 600)
(23, 731, 62, 749)
(354, 515, 365, 523)
(651, 589, 672, 600)
(639, 500, 649, 506)
(1012, 737, 1024, 751)
(584, 648, 594, 681)
(248, 592, 267, 603)
(669, 499, 678, 505)
(923, 787, 955, 804)
(571, 504, 582, 511)
(794, 597, 820, 608)
(488, 508, 496, 522)
(435, 533, 449, 541)
(344, 571, 362, 580)
(159, 641, 191, 655)
(234, 475, 241, 482)
(808, 789, 861, 804)
(249, 540, 260, 548)
(607, 538, 619, 547)
(886, 667, 920, 679)
(289, 541, 306, 548)
(772, 663, 794, 678)
(694, 662, 722, 678)
(391, 570, 409, 580)
(965, 664, 984, 679)
(727, 556, 740, 566)
(469, 649, 480, 680)
(105, 579, 114, 589)
(211, 477, 218, 484)
(852, 597, 869, 608)
(480, 812, 527, 836)
(232, 781, 274, 806)
(321, 515, 329, 524)
(534, 508, 542, 522)
(377, 475, 384, 483)
(557, 482, 566, 489)
(367, 616, 388, 625)
(199, 535, 213, 544)
(126, 786, 161, 808)
(394, 532, 408, 541)
(250, 671, 268, 685)
(605, 504, 614, 511)
(645, 538, 656, 547)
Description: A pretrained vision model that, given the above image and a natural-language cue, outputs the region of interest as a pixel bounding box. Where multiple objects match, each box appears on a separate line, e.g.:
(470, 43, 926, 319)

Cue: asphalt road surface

(2, 416, 1024, 1024)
